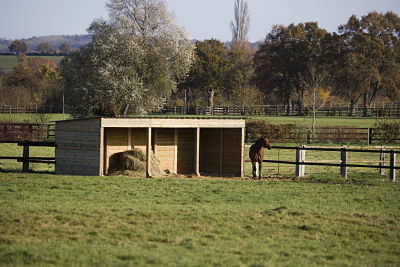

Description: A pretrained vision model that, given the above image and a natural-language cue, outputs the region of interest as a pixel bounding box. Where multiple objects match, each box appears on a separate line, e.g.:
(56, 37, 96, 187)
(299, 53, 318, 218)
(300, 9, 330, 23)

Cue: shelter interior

(55, 118, 245, 177)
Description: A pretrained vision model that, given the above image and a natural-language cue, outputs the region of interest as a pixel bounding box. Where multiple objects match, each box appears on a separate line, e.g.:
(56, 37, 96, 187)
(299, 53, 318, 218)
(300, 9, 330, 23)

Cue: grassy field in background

(0, 55, 63, 73)
(0, 113, 390, 128)
(0, 173, 399, 266)
(0, 113, 70, 124)
(251, 116, 389, 128)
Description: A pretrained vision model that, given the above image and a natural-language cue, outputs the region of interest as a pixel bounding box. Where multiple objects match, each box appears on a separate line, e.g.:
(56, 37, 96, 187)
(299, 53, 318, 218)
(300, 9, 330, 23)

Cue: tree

(2, 54, 61, 106)
(8, 40, 28, 54)
(254, 22, 329, 115)
(230, 0, 250, 45)
(59, 42, 72, 54)
(179, 39, 229, 110)
(303, 61, 333, 140)
(337, 12, 400, 116)
(36, 42, 57, 55)
(61, 0, 193, 117)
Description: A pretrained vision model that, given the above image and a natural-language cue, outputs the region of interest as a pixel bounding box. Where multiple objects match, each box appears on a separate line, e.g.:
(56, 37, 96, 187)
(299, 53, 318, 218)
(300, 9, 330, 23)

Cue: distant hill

(0, 35, 91, 53)
(0, 35, 260, 53)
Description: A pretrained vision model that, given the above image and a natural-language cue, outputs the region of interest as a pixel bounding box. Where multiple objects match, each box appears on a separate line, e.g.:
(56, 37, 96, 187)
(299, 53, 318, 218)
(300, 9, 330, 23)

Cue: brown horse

(249, 135, 272, 179)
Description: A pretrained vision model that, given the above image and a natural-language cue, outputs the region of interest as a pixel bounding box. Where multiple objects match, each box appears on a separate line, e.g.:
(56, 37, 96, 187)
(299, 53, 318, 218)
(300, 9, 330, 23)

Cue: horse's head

(261, 135, 272, 150)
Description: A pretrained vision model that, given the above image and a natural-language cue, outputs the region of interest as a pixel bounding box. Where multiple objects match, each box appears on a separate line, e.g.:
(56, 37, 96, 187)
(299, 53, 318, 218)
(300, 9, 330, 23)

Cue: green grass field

(0, 173, 399, 266)
(0, 114, 70, 124)
(0, 113, 389, 128)
(0, 55, 63, 73)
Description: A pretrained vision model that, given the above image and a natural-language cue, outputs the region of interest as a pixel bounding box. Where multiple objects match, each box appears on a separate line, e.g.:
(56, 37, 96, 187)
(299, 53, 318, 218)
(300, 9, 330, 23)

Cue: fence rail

(155, 104, 400, 118)
(0, 141, 56, 172)
(246, 145, 398, 181)
(0, 105, 63, 114)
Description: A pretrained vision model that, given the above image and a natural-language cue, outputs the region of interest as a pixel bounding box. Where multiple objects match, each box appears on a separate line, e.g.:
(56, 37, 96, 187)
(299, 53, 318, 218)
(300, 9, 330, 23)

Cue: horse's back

(249, 144, 264, 162)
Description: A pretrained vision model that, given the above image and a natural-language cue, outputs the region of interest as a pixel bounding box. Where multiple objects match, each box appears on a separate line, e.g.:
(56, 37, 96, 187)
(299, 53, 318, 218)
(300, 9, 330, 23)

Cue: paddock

(55, 117, 245, 177)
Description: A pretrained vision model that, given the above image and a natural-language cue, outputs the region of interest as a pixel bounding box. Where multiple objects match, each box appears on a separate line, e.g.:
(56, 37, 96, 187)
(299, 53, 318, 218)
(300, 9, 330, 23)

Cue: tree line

(0, 0, 399, 118)
(7, 40, 73, 55)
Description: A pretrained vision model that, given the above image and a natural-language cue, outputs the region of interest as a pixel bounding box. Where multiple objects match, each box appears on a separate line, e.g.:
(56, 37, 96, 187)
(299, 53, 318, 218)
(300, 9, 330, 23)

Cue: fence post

(379, 147, 385, 175)
(295, 145, 306, 177)
(389, 151, 396, 182)
(22, 144, 30, 173)
(340, 146, 348, 179)
(367, 128, 373, 145)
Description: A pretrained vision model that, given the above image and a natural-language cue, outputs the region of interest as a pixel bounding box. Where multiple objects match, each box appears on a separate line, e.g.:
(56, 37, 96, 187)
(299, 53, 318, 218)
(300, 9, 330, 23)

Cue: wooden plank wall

(200, 128, 221, 174)
(177, 129, 195, 174)
(56, 119, 101, 176)
(154, 129, 175, 173)
(222, 128, 242, 176)
(105, 128, 129, 173)
(200, 128, 242, 176)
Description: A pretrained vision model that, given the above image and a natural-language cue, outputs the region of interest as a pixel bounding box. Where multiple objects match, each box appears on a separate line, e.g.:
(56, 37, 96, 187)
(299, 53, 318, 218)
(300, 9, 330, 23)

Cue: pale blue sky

(0, 0, 399, 42)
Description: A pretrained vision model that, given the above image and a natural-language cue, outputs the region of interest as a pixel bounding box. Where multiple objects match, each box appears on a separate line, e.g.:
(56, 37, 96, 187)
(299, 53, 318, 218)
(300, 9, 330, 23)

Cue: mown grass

(0, 173, 399, 266)
(250, 116, 387, 128)
(0, 114, 69, 124)
(0, 113, 390, 128)
(0, 55, 63, 73)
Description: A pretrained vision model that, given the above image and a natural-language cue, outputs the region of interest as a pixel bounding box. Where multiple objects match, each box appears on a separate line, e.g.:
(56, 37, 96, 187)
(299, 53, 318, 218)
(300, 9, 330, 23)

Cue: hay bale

(120, 149, 146, 171)
(108, 148, 167, 178)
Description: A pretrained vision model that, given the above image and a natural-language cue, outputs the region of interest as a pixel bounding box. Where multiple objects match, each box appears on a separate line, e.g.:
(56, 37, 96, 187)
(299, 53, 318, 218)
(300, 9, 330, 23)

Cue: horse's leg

(258, 160, 262, 180)
(252, 162, 257, 179)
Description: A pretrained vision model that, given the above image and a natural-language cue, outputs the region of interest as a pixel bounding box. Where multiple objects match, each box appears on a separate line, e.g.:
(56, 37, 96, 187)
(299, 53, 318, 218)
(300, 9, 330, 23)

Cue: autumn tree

(59, 42, 72, 54)
(36, 42, 57, 55)
(8, 40, 28, 54)
(179, 39, 229, 110)
(254, 22, 329, 115)
(61, 0, 193, 117)
(337, 12, 400, 116)
(1, 54, 61, 106)
(303, 61, 333, 140)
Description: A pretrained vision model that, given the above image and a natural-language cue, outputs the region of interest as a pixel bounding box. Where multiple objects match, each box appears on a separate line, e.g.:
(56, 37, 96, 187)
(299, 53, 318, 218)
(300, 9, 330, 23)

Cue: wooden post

(389, 151, 396, 182)
(340, 146, 348, 179)
(174, 128, 178, 174)
(379, 147, 385, 175)
(195, 127, 200, 176)
(240, 127, 245, 178)
(219, 129, 224, 176)
(295, 145, 305, 177)
(128, 128, 132, 150)
(22, 145, 29, 173)
(367, 128, 373, 145)
(146, 127, 152, 178)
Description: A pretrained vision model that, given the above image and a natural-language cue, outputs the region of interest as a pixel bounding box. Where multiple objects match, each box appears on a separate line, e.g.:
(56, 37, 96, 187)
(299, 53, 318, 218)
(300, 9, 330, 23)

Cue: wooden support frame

(146, 127, 152, 178)
(219, 128, 224, 176)
(240, 127, 245, 178)
(195, 127, 200, 176)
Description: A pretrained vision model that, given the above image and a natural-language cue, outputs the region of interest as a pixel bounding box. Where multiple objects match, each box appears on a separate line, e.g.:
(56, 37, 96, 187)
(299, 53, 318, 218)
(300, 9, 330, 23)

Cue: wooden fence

(0, 123, 51, 141)
(156, 104, 400, 118)
(0, 141, 56, 172)
(247, 145, 399, 181)
(0, 105, 63, 114)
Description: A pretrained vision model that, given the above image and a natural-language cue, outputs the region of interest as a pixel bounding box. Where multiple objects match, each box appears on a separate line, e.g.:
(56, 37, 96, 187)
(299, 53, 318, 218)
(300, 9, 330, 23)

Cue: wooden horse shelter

(55, 117, 246, 177)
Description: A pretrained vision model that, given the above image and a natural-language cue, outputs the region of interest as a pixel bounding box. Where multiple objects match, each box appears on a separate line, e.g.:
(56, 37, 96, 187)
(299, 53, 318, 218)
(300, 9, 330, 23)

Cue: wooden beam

(128, 128, 132, 150)
(195, 127, 200, 176)
(241, 127, 245, 178)
(219, 128, 224, 176)
(146, 127, 152, 178)
(174, 128, 178, 174)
